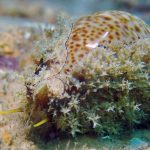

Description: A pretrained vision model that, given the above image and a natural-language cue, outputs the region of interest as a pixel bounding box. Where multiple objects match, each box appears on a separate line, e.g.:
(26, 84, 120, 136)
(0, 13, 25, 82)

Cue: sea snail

(64, 10, 150, 73)
(0, 11, 150, 127)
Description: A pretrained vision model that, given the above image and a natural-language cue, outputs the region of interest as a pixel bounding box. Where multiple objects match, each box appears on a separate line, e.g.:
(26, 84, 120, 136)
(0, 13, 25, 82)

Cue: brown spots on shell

(108, 40, 111, 43)
(101, 15, 112, 21)
(82, 29, 88, 34)
(83, 40, 87, 45)
(72, 34, 80, 41)
(108, 34, 114, 40)
(78, 53, 84, 58)
(86, 35, 90, 38)
(114, 20, 119, 25)
(91, 30, 96, 33)
(70, 41, 74, 45)
(64, 68, 70, 73)
(130, 27, 134, 31)
(69, 45, 74, 49)
(89, 37, 95, 41)
(85, 16, 92, 22)
(128, 15, 135, 21)
(101, 40, 105, 43)
(119, 17, 129, 23)
(143, 54, 150, 63)
(90, 33, 94, 37)
(101, 29, 105, 32)
(98, 31, 102, 35)
(76, 44, 81, 47)
(115, 31, 120, 36)
(124, 25, 129, 30)
(74, 48, 78, 52)
(102, 21, 107, 24)
(132, 37, 136, 40)
(108, 24, 115, 30)
(95, 35, 100, 39)
(116, 24, 121, 28)
(124, 31, 130, 36)
(70, 50, 74, 58)
(84, 47, 90, 52)
(121, 31, 128, 37)
(81, 33, 86, 37)
(94, 20, 102, 24)
(72, 58, 76, 63)
(134, 25, 141, 32)
(69, 64, 73, 68)
(70, 52, 74, 58)
(72, 28, 80, 33)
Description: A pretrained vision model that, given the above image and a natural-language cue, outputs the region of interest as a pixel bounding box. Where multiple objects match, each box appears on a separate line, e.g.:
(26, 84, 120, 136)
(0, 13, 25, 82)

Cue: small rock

(2, 130, 12, 145)
(128, 138, 149, 150)
(144, 147, 150, 150)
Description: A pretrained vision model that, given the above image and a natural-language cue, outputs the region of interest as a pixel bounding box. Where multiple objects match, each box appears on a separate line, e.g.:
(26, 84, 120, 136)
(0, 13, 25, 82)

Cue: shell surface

(64, 11, 150, 73)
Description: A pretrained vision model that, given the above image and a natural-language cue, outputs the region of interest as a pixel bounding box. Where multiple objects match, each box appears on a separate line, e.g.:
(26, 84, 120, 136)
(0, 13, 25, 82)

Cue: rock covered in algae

(1, 11, 149, 141)
(128, 138, 149, 150)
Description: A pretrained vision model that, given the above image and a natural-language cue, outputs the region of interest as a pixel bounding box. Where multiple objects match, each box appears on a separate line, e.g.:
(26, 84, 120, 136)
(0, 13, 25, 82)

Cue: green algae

(19, 13, 150, 138)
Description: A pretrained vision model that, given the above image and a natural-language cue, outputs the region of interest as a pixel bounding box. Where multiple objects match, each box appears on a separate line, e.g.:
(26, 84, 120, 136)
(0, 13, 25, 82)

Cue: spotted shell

(64, 11, 150, 73)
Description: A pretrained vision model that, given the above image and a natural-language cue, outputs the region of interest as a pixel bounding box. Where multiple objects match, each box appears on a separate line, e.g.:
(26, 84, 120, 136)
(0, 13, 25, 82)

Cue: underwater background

(0, 0, 150, 150)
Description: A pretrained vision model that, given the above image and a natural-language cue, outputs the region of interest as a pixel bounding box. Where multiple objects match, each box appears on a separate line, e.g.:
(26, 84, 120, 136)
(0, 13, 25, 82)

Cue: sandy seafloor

(32, 129, 150, 150)
(0, 0, 150, 150)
